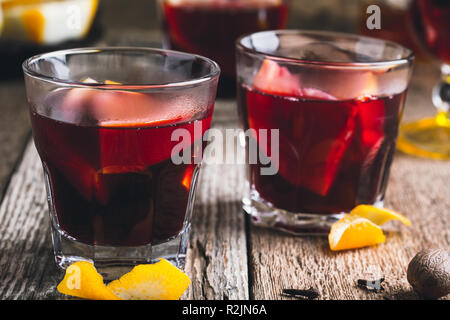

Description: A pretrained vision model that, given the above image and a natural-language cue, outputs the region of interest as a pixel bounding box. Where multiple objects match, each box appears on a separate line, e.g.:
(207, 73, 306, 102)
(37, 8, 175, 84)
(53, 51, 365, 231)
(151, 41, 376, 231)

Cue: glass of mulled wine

(23, 48, 219, 275)
(236, 30, 414, 234)
(397, 0, 450, 159)
(160, 0, 289, 94)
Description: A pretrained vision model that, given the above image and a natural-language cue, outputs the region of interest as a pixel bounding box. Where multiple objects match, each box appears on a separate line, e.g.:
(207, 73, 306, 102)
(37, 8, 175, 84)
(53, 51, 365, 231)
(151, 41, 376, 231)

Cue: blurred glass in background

(358, 0, 426, 61)
(396, 0, 450, 159)
(158, 0, 290, 96)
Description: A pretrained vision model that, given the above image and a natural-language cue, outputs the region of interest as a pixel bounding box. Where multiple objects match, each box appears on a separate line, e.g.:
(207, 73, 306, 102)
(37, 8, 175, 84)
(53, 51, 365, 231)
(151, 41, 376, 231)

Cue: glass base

(397, 114, 450, 160)
(243, 195, 345, 235)
(51, 224, 190, 280)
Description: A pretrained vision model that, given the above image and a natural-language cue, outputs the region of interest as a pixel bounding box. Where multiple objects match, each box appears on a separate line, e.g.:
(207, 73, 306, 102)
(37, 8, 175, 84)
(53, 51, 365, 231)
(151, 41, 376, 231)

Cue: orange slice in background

(104, 79, 121, 85)
(328, 214, 386, 251)
(350, 205, 411, 226)
(107, 259, 191, 300)
(0, 6, 3, 36)
(57, 261, 121, 300)
(1, 0, 99, 45)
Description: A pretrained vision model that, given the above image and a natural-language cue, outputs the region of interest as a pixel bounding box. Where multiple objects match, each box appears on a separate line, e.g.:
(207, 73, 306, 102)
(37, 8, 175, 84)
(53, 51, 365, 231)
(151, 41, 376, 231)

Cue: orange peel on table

(57, 259, 190, 300)
(328, 205, 410, 251)
(107, 259, 191, 300)
(349, 205, 411, 226)
(57, 261, 121, 300)
(328, 214, 386, 251)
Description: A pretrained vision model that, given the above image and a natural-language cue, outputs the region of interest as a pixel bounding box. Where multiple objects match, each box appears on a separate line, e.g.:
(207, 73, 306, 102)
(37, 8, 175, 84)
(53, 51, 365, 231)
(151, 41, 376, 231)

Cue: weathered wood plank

(247, 64, 450, 300)
(0, 141, 62, 300)
(184, 162, 248, 300)
(0, 80, 31, 198)
(184, 100, 249, 300)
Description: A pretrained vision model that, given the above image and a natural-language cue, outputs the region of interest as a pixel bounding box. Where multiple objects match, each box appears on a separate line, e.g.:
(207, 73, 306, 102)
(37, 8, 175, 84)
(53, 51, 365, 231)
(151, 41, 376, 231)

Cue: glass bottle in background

(159, 0, 289, 96)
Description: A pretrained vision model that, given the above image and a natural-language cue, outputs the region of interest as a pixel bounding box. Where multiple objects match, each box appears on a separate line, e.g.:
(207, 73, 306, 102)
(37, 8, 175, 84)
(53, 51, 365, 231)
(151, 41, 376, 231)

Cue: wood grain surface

(0, 80, 31, 198)
(0, 141, 61, 299)
(184, 114, 249, 300)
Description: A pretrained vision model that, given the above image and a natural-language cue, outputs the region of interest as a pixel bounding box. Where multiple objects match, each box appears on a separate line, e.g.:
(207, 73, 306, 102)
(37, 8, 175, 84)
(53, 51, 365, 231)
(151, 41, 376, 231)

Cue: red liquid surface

(415, 0, 450, 63)
(31, 92, 212, 246)
(238, 84, 406, 214)
(163, 1, 288, 77)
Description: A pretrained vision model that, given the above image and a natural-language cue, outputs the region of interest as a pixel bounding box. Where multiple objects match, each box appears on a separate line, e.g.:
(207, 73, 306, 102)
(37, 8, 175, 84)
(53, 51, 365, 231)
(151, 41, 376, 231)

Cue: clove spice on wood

(281, 287, 320, 300)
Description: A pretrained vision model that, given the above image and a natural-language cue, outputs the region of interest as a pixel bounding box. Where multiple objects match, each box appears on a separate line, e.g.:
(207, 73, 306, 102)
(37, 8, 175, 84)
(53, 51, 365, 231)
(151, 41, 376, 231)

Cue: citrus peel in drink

(57, 259, 190, 300)
(328, 205, 410, 251)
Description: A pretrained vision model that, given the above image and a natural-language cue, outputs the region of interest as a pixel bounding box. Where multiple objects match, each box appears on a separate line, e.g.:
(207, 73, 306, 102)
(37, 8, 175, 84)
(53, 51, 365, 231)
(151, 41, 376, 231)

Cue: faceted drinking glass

(23, 47, 220, 277)
(236, 30, 414, 234)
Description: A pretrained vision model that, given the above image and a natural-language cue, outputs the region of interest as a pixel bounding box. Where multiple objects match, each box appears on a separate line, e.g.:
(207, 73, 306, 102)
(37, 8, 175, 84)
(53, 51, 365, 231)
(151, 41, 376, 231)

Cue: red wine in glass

(238, 60, 406, 215)
(31, 88, 212, 246)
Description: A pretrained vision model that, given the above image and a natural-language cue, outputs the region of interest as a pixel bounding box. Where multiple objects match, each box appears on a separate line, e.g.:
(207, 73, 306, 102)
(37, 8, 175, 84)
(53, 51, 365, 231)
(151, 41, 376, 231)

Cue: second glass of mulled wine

(236, 30, 414, 234)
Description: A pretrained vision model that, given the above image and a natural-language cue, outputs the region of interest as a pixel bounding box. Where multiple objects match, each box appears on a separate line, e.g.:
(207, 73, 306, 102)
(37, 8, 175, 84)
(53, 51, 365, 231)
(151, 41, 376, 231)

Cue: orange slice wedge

(57, 261, 121, 300)
(104, 79, 121, 85)
(328, 214, 386, 251)
(350, 205, 411, 226)
(107, 259, 191, 300)
(1, 0, 99, 45)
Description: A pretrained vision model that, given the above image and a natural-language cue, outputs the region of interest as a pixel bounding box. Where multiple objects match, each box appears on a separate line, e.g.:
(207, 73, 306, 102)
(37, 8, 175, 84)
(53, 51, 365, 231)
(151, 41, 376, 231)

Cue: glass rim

(22, 46, 221, 90)
(236, 29, 415, 69)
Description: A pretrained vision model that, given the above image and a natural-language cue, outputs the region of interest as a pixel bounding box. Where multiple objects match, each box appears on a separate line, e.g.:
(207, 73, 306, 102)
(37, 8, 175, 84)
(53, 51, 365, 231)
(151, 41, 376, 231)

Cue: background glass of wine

(397, 0, 450, 159)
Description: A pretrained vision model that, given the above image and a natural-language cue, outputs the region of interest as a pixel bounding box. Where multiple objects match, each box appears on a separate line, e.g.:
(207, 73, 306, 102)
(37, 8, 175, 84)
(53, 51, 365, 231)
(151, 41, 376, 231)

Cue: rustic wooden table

(0, 28, 448, 300)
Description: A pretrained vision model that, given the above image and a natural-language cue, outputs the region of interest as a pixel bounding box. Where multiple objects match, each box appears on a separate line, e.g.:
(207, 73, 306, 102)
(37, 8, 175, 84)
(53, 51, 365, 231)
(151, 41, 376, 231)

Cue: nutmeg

(407, 248, 450, 299)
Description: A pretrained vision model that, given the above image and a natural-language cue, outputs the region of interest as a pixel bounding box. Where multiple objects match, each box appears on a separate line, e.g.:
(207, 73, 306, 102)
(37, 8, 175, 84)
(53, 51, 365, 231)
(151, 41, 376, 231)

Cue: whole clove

(357, 278, 385, 292)
(281, 287, 319, 300)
